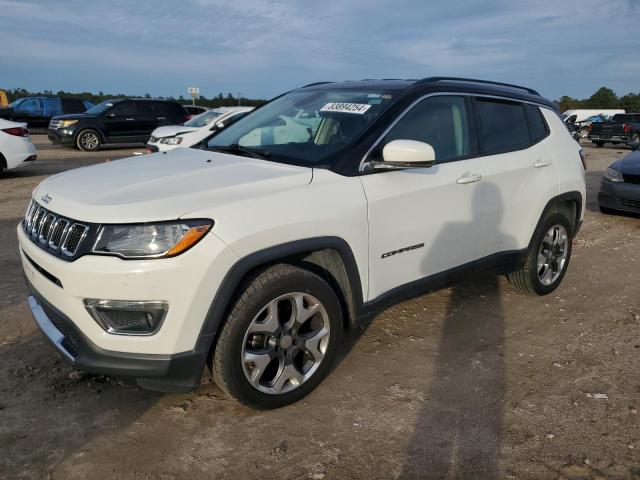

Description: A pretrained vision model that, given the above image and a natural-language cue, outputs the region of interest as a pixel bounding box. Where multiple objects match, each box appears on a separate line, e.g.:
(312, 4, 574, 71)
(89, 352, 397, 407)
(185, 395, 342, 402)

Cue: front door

(103, 101, 139, 141)
(361, 95, 487, 301)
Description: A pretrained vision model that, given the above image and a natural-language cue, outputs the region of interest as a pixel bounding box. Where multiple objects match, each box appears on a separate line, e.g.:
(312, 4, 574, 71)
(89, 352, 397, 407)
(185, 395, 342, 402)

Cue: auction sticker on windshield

(320, 103, 372, 114)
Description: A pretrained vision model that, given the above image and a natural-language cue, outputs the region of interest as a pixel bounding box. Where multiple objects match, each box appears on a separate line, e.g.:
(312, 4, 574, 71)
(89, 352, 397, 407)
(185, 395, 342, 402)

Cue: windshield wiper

(209, 144, 270, 160)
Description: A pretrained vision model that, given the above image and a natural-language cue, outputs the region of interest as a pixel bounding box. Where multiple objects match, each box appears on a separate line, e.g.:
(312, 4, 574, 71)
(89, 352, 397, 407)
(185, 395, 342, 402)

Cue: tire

(75, 129, 101, 151)
(630, 134, 640, 148)
(594, 141, 605, 147)
(212, 264, 343, 409)
(507, 211, 573, 296)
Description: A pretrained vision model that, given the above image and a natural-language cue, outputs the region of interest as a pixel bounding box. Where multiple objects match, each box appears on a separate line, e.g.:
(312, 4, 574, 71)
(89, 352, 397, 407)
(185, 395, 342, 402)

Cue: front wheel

(212, 264, 343, 408)
(76, 129, 101, 151)
(507, 212, 573, 295)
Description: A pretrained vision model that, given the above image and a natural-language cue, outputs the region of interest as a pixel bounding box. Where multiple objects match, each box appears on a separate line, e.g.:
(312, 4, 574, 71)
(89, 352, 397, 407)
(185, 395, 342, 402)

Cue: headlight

(604, 167, 624, 183)
(58, 119, 78, 128)
(92, 220, 213, 259)
(160, 136, 183, 145)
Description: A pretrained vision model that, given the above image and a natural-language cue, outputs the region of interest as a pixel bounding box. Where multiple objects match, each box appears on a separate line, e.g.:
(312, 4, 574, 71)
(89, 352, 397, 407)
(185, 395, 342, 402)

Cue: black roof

(300, 77, 555, 110)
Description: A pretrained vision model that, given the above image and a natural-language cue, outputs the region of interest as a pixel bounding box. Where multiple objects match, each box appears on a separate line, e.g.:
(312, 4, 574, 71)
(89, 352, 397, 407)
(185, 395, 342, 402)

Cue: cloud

(0, 0, 638, 99)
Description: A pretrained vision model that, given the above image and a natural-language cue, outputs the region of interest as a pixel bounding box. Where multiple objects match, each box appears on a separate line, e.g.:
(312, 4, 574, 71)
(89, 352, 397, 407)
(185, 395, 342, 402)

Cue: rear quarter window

(475, 98, 531, 154)
(158, 102, 186, 119)
(525, 104, 550, 143)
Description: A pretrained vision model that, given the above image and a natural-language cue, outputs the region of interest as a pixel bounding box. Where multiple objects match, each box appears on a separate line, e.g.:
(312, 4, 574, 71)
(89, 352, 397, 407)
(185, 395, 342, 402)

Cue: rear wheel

(76, 129, 101, 151)
(212, 264, 343, 408)
(507, 212, 573, 295)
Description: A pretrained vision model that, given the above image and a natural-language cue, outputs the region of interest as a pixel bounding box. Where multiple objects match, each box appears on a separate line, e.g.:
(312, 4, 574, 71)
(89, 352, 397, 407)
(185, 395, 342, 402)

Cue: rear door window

(43, 98, 63, 116)
(137, 102, 156, 117)
(111, 101, 137, 117)
(475, 98, 531, 154)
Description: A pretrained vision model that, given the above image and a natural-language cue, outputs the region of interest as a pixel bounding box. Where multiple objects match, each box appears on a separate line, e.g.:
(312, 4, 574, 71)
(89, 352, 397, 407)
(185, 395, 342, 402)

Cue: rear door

(473, 98, 558, 258)
(136, 101, 160, 137)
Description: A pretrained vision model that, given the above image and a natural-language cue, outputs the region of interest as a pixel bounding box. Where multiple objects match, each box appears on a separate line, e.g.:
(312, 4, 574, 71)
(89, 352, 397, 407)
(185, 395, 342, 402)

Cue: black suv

(48, 99, 190, 151)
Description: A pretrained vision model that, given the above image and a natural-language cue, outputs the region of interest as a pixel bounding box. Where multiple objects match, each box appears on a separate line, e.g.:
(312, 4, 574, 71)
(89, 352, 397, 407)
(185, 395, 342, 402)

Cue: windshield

(9, 98, 25, 108)
(184, 110, 223, 128)
(85, 100, 115, 115)
(207, 89, 396, 167)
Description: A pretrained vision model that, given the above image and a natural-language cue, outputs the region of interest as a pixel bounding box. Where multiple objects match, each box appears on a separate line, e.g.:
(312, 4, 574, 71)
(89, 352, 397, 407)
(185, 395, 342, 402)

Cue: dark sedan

(599, 143, 640, 214)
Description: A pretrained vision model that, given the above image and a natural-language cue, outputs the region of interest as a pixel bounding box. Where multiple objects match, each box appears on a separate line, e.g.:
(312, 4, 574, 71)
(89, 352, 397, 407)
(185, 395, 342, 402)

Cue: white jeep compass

(19, 78, 586, 408)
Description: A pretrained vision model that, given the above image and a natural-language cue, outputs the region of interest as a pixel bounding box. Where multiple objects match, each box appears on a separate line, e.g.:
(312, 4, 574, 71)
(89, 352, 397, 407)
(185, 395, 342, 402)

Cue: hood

(51, 112, 95, 120)
(613, 150, 640, 175)
(34, 148, 313, 223)
(152, 125, 199, 138)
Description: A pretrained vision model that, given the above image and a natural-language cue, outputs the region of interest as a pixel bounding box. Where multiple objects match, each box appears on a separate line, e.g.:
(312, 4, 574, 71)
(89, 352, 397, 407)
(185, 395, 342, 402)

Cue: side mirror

(381, 139, 436, 168)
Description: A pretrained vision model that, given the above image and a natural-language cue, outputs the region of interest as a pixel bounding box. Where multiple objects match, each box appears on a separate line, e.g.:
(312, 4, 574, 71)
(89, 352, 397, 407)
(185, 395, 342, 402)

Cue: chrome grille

(22, 200, 89, 257)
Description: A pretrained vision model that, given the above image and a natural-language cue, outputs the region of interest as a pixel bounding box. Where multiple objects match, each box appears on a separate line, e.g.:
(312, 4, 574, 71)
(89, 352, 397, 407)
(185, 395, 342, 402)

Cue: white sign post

(187, 87, 200, 106)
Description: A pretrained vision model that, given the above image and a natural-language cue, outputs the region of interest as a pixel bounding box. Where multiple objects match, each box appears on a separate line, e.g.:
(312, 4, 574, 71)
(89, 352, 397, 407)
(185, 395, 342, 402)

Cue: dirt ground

(0, 136, 639, 480)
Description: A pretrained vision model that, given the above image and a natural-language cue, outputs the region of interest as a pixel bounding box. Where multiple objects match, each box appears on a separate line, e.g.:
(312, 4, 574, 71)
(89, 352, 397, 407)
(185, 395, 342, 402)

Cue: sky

(1, 0, 639, 101)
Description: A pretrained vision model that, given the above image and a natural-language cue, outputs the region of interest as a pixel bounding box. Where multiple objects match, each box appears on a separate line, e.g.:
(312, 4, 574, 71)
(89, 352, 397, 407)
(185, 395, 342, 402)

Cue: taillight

(588, 124, 593, 133)
(579, 149, 587, 170)
(2, 127, 29, 137)
(623, 123, 631, 134)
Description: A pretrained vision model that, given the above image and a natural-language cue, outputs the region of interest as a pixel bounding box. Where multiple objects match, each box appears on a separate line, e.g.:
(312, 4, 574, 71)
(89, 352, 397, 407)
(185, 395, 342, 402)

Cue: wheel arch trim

(528, 191, 583, 252)
(198, 236, 365, 345)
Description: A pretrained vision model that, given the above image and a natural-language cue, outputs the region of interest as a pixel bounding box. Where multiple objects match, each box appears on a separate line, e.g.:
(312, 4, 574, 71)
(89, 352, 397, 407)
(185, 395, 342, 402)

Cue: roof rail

(301, 81, 335, 88)
(419, 77, 539, 96)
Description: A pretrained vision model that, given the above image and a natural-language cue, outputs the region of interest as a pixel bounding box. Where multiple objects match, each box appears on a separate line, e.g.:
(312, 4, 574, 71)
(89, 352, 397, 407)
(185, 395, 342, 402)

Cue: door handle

(456, 174, 482, 184)
(157, 117, 166, 120)
(126, 118, 135, 121)
(533, 159, 552, 168)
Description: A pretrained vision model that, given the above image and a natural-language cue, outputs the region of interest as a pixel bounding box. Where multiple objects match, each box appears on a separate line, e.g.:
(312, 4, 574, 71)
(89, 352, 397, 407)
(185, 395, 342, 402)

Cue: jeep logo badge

(41, 193, 52, 205)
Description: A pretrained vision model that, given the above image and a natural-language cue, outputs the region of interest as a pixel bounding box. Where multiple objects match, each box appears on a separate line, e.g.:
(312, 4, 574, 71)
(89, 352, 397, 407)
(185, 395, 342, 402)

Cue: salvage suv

(19, 78, 586, 408)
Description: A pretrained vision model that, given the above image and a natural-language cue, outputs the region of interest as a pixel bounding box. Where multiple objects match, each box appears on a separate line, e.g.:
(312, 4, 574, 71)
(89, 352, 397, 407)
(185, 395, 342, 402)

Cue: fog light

(84, 299, 168, 335)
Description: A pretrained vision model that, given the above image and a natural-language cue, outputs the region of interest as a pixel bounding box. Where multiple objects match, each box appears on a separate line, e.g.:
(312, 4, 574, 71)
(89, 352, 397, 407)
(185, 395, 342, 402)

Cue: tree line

(4, 86, 640, 113)
(3, 88, 268, 108)
(557, 87, 640, 113)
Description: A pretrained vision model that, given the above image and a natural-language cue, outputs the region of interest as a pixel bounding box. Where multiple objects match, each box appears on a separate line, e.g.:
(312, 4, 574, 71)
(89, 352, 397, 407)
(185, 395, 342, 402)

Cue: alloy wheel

(81, 132, 99, 150)
(537, 224, 569, 286)
(241, 292, 330, 394)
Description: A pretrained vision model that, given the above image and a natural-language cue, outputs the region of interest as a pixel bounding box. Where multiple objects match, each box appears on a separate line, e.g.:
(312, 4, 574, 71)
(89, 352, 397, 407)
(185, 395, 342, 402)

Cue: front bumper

(26, 281, 208, 392)
(48, 128, 76, 146)
(589, 134, 631, 144)
(599, 178, 640, 213)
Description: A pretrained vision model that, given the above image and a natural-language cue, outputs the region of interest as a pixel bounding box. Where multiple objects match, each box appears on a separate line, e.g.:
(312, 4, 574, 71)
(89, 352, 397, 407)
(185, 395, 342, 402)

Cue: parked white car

(146, 107, 254, 152)
(0, 118, 37, 173)
(19, 78, 585, 408)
